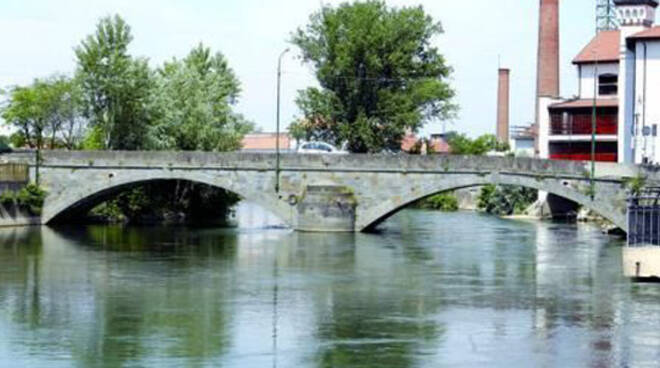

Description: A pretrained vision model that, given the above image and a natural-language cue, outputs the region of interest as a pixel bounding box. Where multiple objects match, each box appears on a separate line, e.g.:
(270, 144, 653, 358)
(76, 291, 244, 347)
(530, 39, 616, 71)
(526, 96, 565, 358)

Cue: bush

(0, 136, 12, 153)
(0, 183, 47, 216)
(16, 183, 47, 216)
(89, 200, 125, 223)
(90, 180, 241, 225)
(415, 192, 459, 212)
(0, 190, 15, 207)
(477, 185, 537, 216)
(448, 133, 509, 155)
(9, 132, 26, 149)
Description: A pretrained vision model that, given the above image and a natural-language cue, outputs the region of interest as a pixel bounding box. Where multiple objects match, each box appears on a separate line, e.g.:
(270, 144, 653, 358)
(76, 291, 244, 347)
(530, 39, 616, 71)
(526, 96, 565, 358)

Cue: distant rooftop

(573, 30, 620, 65)
(630, 26, 660, 40)
(549, 99, 618, 109)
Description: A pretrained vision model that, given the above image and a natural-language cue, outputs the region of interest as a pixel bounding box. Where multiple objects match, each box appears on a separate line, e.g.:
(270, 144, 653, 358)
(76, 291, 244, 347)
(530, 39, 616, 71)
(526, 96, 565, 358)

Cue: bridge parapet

(0, 150, 651, 180)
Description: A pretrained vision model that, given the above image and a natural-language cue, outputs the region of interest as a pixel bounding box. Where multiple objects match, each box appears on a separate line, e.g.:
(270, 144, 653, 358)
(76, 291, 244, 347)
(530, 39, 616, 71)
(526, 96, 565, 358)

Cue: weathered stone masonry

(4, 151, 658, 232)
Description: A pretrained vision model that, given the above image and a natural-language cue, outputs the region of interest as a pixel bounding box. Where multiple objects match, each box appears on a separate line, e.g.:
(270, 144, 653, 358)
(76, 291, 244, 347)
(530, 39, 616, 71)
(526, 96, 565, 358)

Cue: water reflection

(0, 207, 659, 367)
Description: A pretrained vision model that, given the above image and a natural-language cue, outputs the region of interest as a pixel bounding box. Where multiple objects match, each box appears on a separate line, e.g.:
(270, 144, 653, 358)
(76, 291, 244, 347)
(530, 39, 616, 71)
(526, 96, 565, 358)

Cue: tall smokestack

(536, 0, 560, 98)
(497, 68, 510, 144)
(535, 0, 560, 156)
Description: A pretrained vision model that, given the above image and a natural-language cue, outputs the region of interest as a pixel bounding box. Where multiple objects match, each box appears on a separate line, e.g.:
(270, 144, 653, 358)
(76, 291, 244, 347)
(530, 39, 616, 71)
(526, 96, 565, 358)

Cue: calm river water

(1, 204, 659, 367)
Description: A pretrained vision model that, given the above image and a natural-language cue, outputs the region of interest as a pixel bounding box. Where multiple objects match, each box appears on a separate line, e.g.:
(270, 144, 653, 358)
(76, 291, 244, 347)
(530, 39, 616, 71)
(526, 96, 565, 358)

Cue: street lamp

(275, 48, 290, 193)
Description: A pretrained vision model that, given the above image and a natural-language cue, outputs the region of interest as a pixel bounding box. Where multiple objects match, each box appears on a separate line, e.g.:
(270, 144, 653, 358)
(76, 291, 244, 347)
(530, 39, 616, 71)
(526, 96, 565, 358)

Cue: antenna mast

(596, 0, 618, 32)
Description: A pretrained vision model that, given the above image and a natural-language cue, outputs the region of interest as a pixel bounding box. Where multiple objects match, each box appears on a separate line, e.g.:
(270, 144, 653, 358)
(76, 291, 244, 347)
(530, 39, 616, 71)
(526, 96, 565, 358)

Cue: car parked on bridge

(297, 141, 347, 154)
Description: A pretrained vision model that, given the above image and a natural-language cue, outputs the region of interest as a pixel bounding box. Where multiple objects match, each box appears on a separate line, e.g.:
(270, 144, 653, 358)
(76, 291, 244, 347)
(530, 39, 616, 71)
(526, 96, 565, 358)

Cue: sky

(0, 0, 608, 137)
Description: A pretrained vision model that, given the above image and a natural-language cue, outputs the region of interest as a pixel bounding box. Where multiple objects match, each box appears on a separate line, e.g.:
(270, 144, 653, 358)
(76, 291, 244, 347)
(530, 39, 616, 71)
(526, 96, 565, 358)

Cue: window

(318, 143, 333, 152)
(598, 74, 618, 96)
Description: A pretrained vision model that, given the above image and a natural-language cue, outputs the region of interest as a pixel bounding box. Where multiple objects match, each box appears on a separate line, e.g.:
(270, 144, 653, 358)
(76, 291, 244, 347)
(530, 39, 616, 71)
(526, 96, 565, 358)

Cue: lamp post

(590, 29, 600, 201)
(276, 48, 290, 193)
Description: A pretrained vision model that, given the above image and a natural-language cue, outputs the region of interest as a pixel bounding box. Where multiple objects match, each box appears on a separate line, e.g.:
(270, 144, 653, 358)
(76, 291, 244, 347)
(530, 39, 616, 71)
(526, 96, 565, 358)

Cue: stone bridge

(5, 151, 658, 232)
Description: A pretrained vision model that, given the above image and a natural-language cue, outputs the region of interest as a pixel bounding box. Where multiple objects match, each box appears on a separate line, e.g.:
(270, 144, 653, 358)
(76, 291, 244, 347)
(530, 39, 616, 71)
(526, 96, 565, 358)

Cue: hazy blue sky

(0, 0, 609, 137)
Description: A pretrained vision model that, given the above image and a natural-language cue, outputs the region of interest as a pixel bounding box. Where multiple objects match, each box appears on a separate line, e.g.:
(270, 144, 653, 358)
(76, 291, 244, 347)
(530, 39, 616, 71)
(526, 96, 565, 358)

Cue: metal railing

(550, 113, 617, 135)
(628, 187, 660, 247)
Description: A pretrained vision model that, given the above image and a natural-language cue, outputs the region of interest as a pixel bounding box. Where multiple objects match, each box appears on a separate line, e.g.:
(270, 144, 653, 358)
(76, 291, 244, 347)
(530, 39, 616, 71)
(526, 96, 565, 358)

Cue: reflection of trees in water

(0, 212, 652, 366)
(0, 226, 241, 366)
(279, 232, 444, 367)
(0, 227, 44, 329)
(532, 223, 628, 367)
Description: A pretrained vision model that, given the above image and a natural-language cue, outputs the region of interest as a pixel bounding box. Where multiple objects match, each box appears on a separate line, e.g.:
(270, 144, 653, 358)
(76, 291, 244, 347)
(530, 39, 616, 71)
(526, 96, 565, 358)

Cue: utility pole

(590, 15, 601, 201)
(275, 48, 290, 193)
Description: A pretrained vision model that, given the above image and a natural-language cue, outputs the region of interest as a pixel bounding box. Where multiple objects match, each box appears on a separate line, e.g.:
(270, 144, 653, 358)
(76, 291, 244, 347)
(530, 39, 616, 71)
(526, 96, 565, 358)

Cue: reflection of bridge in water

(4, 151, 659, 232)
(0, 213, 653, 366)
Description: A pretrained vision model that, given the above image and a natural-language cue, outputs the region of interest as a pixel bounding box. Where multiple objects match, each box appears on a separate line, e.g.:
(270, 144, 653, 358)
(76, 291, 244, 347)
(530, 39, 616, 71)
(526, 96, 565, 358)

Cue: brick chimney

(497, 68, 510, 144)
(535, 0, 560, 157)
(536, 0, 560, 98)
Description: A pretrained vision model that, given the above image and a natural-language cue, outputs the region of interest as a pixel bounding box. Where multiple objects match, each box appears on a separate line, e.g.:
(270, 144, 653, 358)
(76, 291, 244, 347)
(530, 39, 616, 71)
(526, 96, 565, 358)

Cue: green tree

(477, 184, 537, 216)
(149, 43, 253, 151)
(415, 192, 459, 211)
(75, 15, 154, 150)
(2, 76, 86, 150)
(2, 80, 53, 149)
(447, 133, 509, 155)
(56, 76, 86, 150)
(290, 0, 456, 153)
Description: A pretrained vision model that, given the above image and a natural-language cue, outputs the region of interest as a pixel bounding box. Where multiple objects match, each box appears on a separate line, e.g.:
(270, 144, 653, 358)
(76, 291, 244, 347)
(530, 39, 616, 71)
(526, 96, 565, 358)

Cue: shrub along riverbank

(414, 185, 538, 217)
(0, 183, 47, 216)
(87, 181, 240, 225)
(414, 193, 459, 212)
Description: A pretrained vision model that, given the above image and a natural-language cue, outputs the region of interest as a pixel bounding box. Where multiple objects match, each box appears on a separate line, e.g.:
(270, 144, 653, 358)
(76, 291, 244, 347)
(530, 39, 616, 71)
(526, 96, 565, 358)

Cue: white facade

(578, 63, 619, 100)
(630, 40, 660, 163)
(618, 1, 660, 164)
(536, 96, 562, 159)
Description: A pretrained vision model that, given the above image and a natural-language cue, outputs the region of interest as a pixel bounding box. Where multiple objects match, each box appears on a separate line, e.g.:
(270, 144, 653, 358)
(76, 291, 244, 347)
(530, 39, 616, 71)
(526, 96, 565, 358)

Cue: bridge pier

(295, 185, 356, 232)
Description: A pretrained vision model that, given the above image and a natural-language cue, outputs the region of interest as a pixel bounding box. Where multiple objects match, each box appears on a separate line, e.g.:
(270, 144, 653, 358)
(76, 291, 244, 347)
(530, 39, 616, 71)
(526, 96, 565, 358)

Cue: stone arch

(357, 174, 626, 232)
(41, 170, 293, 226)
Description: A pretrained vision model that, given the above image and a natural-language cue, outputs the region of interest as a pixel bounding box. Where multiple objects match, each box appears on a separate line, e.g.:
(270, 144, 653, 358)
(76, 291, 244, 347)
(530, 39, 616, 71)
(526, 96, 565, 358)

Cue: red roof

(630, 26, 660, 40)
(400, 134, 418, 151)
(549, 99, 618, 109)
(241, 133, 291, 151)
(573, 30, 620, 64)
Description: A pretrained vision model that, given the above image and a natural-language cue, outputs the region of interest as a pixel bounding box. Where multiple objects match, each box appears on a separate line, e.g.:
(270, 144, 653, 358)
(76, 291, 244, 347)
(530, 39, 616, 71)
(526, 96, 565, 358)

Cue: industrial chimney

(536, 0, 560, 98)
(496, 68, 510, 144)
(535, 0, 560, 157)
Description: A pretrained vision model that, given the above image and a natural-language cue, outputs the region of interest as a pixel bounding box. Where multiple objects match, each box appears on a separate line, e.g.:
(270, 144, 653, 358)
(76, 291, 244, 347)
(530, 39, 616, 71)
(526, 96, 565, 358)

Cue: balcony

(550, 113, 617, 136)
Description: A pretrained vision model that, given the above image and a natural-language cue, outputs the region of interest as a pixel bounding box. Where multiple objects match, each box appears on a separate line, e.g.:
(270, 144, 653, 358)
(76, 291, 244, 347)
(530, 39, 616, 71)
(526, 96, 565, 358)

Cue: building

(537, 0, 660, 164)
(511, 124, 536, 157)
(241, 133, 295, 152)
(428, 133, 451, 154)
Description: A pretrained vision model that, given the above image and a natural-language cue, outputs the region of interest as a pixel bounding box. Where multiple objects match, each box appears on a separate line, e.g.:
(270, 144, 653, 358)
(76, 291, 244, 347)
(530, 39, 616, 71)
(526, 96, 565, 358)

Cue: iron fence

(628, 187, 660, 247)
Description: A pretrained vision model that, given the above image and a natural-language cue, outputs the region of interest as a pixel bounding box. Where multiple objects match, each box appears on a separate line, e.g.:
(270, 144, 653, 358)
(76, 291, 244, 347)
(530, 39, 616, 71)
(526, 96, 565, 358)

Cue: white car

(297, 141, 346, 154)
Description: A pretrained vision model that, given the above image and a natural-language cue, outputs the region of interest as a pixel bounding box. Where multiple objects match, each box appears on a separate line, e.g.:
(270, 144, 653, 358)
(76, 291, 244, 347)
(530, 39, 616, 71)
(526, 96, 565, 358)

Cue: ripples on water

(0, 203, 659, 367)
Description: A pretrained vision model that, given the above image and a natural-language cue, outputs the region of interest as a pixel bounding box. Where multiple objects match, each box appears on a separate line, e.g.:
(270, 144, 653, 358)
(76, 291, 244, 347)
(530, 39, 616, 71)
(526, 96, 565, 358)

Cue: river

(0, 203, 659, 367)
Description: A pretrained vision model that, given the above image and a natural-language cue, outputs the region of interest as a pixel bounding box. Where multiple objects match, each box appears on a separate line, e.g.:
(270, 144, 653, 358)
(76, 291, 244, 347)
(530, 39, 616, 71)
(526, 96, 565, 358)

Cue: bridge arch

(357, 173, 627, 232)
(41, 170, 294, 226)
